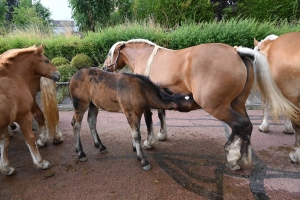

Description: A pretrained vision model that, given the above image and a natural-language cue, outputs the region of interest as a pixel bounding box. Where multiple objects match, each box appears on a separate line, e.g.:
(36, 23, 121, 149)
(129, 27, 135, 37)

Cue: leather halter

(104, 43, 125, 71)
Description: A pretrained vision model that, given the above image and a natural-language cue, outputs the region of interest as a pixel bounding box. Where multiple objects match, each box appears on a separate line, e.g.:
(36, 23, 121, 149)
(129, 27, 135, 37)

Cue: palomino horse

(69, 68, 194, 170)
(103, 39, 300, 171)
(253, 32, 300, 163)
(0, 45, 61, 175)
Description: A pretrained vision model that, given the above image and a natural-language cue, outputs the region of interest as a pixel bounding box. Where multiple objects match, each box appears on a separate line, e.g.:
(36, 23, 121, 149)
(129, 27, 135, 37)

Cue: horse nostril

(52, 71, 61, 82)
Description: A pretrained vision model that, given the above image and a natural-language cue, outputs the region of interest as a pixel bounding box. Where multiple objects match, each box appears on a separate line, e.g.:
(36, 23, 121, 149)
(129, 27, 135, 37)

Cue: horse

(103, 39, 300, 171)
(69, 67, 195, 170)
(253, 32, 300, 163)
(0, 44, 61, 175)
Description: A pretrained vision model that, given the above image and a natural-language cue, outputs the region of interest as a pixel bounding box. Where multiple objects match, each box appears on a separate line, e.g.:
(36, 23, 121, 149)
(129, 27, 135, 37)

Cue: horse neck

(6, 61, 36, 86)
(123, 44, 156, 73)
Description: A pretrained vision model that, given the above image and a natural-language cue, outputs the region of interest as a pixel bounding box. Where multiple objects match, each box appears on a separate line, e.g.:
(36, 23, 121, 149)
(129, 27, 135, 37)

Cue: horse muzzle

(52, 71, 61, 82)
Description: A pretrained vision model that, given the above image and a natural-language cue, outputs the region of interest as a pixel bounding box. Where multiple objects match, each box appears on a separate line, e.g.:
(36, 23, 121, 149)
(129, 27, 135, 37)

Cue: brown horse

(253, 32, 300, 163)
(0, 45, 61, 175)
(69, 68, 194, 170)
(103, 39, 300, 171)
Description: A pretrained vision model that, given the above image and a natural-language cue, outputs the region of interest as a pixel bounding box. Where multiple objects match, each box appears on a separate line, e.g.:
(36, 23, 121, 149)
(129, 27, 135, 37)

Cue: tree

(12, 0, 51, 28)
(68, 0, 114, 32)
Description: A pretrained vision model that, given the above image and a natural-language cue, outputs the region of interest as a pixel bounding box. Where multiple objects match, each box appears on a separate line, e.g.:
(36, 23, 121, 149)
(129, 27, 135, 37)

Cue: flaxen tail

(40, 77, 59, 136)
(236, 47, 300, 124)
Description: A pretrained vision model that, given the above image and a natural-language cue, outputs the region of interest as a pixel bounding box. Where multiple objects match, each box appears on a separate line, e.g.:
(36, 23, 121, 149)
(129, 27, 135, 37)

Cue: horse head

(103, 42, 126, 72)
(32, 44, 61, 81)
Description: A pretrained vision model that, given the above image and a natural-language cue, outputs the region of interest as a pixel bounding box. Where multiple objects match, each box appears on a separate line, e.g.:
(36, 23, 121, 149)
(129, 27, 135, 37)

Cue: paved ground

(1, 109, 300, 200)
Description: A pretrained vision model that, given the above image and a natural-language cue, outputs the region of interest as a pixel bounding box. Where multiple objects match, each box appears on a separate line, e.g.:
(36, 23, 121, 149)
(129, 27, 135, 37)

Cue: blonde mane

(108, 39, 162, 63)
(0, 46, 37, 71)
(254, 34, 278, 51)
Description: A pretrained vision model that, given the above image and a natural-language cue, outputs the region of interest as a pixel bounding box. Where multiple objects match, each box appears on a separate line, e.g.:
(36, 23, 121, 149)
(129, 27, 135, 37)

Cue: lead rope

(144, 45, 160, 76)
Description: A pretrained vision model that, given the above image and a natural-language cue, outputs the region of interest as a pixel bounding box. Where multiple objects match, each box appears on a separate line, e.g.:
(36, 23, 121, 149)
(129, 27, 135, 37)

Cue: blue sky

(40, 0, 73, 20)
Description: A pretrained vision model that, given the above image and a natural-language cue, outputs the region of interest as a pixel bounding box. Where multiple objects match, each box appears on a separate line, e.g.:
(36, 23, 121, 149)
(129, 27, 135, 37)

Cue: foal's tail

(40, 77, 59, 136)
(236, 47, 300, 124)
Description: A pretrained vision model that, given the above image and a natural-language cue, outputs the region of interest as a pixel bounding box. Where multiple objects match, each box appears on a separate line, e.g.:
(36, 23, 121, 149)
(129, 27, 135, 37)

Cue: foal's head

(0, 44, 60, 81)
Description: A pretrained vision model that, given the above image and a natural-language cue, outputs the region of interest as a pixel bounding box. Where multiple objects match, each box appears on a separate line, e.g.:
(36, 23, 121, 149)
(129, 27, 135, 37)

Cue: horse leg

(142, 109, 155, 149)
(18, 113, 50, 169)
(31, 100, 49, 147)
(125, 111, 150, 170)
(259, 108, 270, 132)
(283, 118, 294, 134)
(207, 105, 252, 171)
(157, 109, 168, 141)
(71, 101, 89, 162)
(0, 127, 16, 175)
(289, 121, 300, 163)
(87, 103, 107, 154)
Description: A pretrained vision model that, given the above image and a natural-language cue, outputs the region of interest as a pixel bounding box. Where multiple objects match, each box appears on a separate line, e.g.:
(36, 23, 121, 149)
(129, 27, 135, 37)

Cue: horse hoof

(36, 139, 47, 148)
(283, 131, 294, 135)
(53, 138, 64, 145)
(79, 157, 88, 162)
(100, 149, 108, 154)
(258, 128, 269, 133)
(142, 140, 153, 150)
(289, 149, 300, 163)
(36, 160, 51, 169)
(142, 164, 151, 171)
(225, 162, 240, 171)
(1, 166, 16, 176)
(157, 132, 167, 141)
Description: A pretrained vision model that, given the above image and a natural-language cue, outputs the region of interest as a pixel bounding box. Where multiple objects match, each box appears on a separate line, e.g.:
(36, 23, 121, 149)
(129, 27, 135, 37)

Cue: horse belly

(92, 96, 123, 113)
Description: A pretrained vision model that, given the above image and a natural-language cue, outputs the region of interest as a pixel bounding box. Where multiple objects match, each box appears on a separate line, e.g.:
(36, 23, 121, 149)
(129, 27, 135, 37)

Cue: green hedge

(0, 18, 300, 67)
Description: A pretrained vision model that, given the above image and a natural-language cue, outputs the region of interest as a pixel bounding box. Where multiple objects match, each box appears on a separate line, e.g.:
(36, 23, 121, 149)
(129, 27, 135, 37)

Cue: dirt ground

(0, 109, 300, 200)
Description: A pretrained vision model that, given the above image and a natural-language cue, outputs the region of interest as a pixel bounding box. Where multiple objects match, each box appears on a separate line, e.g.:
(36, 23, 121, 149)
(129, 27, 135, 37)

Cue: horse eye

(44, 60, 50, 64)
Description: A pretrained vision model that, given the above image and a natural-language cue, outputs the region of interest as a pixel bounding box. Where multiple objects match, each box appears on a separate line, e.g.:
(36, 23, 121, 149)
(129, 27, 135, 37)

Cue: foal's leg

(71, 101, 89, 162)
(0, 127, 16, 175)
(126, 112, 150, 170)
(87, 103, 107, 154)
(259, 108, 270, 132)
(157, 109, 168, 141)
(18, 113, 50, 169)
(142, 109, 155, 149)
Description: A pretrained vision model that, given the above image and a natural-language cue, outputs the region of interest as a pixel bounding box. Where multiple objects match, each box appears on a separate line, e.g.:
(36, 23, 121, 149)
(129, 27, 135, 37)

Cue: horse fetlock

(157, 131, 167, 141)
(238, 147, 252, 170)
(100, 146, 108, 154)
(141, 159, 151, 171)
(289, 147, 300, 163)
(0, 166, 16, 176)
(225, 136, 242, 170)
(35, 160, 51, 169)
(36, 138, 47, 148)
(142, 140, 153, 150)
(78, 152, 87, 162)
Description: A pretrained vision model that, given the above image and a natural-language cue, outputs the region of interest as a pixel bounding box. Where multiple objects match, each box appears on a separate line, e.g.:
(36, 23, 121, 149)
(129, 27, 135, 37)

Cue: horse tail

(236, 47, 300, 124)
(40, 77, 59, 136)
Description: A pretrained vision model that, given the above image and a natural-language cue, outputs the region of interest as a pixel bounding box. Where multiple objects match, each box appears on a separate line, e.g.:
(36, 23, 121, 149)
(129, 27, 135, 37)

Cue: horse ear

(34, 44, 44, 55)
(32, 44, 37, 48)
(254, 38, 259, 46)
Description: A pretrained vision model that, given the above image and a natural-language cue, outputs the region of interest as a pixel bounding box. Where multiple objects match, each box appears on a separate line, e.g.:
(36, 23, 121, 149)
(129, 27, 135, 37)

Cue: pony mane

(108, 39, 162, 63)
(255, 34, 278, 51)
(0, 46, 37, 71)
(122, 72, 172, 101)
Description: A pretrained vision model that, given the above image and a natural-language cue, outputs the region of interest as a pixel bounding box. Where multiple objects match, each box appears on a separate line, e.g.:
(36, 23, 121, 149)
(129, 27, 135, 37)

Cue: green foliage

(51, 57, 70, 66)
(68, 0, 114, 31)
(57, 64, 78, 82)
(12, 0, 51, 28)
(133, 0, 215, 28)
(71, 54, 95, 70)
